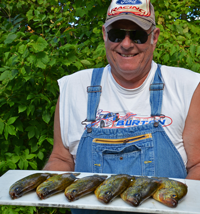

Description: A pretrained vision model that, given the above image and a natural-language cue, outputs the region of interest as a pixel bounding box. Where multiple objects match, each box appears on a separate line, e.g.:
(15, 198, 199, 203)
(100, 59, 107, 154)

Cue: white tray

(0, 170, 199, 213)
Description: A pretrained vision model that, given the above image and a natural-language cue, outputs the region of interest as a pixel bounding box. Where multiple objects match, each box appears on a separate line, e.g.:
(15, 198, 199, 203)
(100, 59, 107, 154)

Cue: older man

(44, 0, 200, 213)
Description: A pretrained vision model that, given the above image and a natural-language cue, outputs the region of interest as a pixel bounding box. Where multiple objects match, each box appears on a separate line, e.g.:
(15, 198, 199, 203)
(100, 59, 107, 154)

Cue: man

(44, 0, 200, 213)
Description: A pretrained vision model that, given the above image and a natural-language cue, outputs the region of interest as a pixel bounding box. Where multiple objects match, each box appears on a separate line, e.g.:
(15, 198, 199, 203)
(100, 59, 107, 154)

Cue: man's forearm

(186, 164, 200, 180)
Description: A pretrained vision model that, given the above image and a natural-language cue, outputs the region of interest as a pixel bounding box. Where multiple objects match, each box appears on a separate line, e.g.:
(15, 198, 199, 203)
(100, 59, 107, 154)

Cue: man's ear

(153, 28, 160, 45)
(152, 28, 160, 50)
(102, 25, 107, 42)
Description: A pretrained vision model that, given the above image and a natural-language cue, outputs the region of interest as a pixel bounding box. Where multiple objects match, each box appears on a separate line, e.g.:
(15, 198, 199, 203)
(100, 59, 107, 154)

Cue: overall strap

(86, 67, 104, 122)
(150, 64, 164, 118)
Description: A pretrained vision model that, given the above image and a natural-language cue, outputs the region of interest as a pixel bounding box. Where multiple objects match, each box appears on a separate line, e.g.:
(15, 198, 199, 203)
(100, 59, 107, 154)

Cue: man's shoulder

(161, 64, 198, 74)
(60, 68, 93, 82)
(160, 64, 200, 87)
(58, 66, 109, 90)
(161, 64, 200, 79)
(59, 66, 108, 82)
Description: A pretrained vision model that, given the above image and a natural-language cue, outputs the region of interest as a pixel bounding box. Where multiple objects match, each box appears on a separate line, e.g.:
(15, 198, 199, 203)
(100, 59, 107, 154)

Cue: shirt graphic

(87, 110, 172, 129)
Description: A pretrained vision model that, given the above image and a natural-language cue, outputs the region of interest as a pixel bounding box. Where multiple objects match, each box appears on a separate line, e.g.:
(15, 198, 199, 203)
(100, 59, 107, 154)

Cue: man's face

(102, 20, 160, 89)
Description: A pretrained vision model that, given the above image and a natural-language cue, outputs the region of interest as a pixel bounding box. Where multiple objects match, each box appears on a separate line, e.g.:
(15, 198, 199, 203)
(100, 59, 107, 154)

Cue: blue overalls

(71, 65, 187, 214)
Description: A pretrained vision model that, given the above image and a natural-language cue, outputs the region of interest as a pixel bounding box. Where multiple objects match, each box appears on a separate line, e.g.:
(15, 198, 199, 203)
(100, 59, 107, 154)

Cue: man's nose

(120, 32, 134, 49)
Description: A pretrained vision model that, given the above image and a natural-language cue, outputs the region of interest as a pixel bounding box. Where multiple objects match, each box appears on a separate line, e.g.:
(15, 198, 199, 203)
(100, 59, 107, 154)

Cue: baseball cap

(104, 0, 156, 30)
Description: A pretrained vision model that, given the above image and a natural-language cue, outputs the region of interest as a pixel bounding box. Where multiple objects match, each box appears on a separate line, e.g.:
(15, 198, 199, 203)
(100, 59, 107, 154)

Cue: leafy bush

(0, 0, 108, 175)
(152, 0, 200, 71)
(0, 0, 199, 213)
(0, 205, 69, 214)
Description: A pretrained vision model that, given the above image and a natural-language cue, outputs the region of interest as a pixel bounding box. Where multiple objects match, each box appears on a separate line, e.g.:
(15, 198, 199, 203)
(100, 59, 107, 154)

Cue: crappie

(95, 174, 133, 204)
(36, 173, 80, 199)
(152, 177, 188, 207)
(9, 173, 53, 199)
(121, 176, 161, 206)
(65, 175, 108, 201)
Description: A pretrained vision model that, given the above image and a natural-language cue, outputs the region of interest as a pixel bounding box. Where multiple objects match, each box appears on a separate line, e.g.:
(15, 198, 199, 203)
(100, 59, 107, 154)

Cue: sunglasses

(107, 28, 154, 44)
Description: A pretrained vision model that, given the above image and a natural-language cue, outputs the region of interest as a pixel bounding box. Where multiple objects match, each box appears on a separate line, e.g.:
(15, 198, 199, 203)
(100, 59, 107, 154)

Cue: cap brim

(104, 14, 153, 30)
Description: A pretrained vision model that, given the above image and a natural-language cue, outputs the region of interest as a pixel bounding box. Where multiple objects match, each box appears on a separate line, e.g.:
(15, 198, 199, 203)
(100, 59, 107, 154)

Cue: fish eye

(134, 193, 141, 198)
(72, 189, 77, 194)
(172, 194, 177, 198)
(105, 191, 112, 196)
(15, 187, 22, 193)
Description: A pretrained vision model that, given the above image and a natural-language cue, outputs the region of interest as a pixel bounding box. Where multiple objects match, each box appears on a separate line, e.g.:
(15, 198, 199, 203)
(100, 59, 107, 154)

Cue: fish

(65, 175, 108, 201)
(36, 173, 80, 199)
(9, 173, 54, 199)
(152, 177, 188, 207)
(94, 174, 133, 204)
(121, 176, 161, 206)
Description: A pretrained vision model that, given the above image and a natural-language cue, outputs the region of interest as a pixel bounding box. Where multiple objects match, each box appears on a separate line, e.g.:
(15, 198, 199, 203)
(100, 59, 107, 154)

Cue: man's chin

(118, 66, 139, 75)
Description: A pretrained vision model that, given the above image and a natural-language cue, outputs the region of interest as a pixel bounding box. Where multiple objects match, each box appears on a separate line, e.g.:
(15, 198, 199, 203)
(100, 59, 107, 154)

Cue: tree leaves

(0, 0, 109, 180)
(18, 105, 27, 113)
(7, 117, 18, 125)
(81, 59, 92, 66)
(42, 111, 51, 124)
(154, 1, 200, 72)
(4, 33, 17, 44)
(29, 37, 48, 52)
(0, 121, 4, 134)
(0, 70, 12, 81)
(197, 46, 200, 57)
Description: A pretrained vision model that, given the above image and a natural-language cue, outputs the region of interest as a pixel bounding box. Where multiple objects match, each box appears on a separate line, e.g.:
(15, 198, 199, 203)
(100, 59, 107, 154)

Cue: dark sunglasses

(107, 28, 154, 44)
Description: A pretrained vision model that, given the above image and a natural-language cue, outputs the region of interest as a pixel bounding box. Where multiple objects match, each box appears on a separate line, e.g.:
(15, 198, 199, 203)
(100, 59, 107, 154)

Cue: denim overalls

(71, 65, 187, 214)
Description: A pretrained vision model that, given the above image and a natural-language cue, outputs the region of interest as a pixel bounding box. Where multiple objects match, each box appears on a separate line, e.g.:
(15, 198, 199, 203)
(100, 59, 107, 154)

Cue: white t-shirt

(58, 61, 200, 166)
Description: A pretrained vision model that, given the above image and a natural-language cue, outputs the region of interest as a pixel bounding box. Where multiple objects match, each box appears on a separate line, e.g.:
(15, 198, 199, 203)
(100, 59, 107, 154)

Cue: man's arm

(43, 96, 75, 171)
(183, 83, 200, 180)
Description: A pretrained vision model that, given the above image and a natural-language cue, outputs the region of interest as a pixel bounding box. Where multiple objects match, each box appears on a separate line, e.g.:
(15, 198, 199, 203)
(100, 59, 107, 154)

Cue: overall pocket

(92, 134, 155, 176)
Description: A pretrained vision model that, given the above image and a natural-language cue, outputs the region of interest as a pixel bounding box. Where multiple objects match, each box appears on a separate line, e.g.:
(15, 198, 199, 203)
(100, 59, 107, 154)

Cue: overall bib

(71, 65, 187, 214)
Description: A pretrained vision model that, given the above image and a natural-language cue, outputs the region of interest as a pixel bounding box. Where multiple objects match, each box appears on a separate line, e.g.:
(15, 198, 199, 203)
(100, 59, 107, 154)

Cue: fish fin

(69, 174, 78, 179)
(72, 173, 81, 176)
(101, 175, 108, 179)
(48, 173, 58, 178)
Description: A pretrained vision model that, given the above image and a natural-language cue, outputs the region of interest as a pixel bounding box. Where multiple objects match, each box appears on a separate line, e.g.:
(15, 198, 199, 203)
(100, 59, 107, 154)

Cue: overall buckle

(81, 119, 93, 133)
(152, 114, 165, 127)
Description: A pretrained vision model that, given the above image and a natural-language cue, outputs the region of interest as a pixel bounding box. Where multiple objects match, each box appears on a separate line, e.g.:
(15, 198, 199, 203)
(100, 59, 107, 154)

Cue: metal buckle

(149, 83, 165, 91)
(152, 114, 165, 127)
(81, 119, 93, 133)
(87, 86, 102, 93)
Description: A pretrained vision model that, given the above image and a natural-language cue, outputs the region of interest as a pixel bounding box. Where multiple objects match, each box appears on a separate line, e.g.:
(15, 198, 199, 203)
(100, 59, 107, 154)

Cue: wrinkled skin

(36, 173, 79, 199)
(152, 177, 188, 207)
(121, 176, 161, 206)
(65, 175, 107, 201)
(9, 173, 53, 199)
(94, 174, 133, 204)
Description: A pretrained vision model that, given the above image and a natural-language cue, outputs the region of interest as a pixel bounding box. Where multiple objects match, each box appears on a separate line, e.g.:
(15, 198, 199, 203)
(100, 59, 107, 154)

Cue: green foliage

(152, 0, 200, 71)
(0, 205, 69, 214)
(0, 0, 199, 213)
(0, 0, 108, 176)
(0, 205, 36, 214)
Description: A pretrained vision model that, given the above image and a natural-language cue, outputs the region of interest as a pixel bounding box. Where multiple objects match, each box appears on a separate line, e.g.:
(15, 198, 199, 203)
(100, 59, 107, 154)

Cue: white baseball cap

(104, 0, 156, 30)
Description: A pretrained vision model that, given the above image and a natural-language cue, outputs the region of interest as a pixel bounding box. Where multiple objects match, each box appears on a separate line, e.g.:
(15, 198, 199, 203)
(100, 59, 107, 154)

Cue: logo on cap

(108, 0, 151, 17)
(116, 0, 142, 5)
